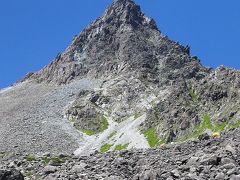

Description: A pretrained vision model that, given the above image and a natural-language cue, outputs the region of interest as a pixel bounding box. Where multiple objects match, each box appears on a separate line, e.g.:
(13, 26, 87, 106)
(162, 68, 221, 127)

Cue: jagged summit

(24, 0, 196, 85)
(113, 0, 137, 8)
(103, 0, 158, 30)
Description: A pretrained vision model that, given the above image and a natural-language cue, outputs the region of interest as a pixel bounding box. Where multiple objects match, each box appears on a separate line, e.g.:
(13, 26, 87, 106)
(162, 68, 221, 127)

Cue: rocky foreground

(1, 129, 240, 180)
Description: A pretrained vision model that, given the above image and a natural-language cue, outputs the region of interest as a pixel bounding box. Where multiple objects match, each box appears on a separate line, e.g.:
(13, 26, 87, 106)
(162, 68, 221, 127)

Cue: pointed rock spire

(102, 0, 157, 30)
(27, 0, 195, 85)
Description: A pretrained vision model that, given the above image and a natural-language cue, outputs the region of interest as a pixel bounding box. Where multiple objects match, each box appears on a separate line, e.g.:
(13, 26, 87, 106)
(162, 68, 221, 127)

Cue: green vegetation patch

(114, 143, 129, 151)
(178, 114, 214, 142)
(41, 156, 66, 165)
(23, 171, 33, 177)
(82, 129, 95, 136)
(100, 143, 113, 153)
(77, 127, 94, 135)
(189, 88, 198, 102)
(177, 114, 240, 142)
(42, 156, 51, 164)
(213, 122, 228, 131)
(99, 115, 109, 132)
(50, 156, 66, 165)
(228, 120, 240, 129)
(144, 128, 165, 147)
(78, 115, 109, 135)
(25, 154, 36, 162)
(134, 112, 143, 120)
(107, 131, 117, 140)
(202, 114, 213, 130)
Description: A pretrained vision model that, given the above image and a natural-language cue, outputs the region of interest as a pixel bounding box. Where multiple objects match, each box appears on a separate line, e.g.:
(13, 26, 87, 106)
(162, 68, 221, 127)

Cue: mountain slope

(0, 0, 240, 157)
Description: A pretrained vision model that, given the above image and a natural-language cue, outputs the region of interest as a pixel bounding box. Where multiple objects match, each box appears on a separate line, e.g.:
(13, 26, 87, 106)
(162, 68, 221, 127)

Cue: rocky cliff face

(1, 0, 240, 160)
(27, 0, 197, 84)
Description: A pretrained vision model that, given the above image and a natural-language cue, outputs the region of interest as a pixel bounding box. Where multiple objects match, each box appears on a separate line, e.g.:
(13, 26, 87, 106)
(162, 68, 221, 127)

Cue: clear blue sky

(0, 0, 239, 88)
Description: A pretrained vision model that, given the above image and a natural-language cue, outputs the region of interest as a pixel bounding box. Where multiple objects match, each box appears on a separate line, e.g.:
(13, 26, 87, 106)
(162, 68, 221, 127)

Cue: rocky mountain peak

(102, 0, 158, 30)
(24, 0, 204, 85)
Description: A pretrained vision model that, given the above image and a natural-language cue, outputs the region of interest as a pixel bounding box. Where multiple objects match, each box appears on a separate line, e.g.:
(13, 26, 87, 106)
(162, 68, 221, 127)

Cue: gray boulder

(0, 169, 24, 180)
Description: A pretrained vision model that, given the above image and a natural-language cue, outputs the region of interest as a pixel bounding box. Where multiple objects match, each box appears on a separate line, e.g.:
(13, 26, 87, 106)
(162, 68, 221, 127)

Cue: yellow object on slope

(212, 132, 221, 137)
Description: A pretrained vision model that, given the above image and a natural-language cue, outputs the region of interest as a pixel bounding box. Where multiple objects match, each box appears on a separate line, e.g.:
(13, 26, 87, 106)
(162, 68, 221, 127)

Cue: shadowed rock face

(0, 169, 24, 180)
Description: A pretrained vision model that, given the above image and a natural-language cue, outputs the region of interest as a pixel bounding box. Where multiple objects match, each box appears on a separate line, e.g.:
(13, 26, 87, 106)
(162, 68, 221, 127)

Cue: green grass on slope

(228, 120, 240, 129)
(100, 143, 113, 153)
(81, 129, 95, 136)
(107, 131, 117, 140)
(213, 122, 228, 131)
(144, 128, 165, 147)
(99, 115, 109, 132)
(178, 114, 240, 142)
(79, 115, 109, 136)
(189, 88, 198, 102)
(114, 143, 129, 151)
(134, 112, 143, 120)
(23, 171, 33, 177)
(41, 156, 66, 165)
(178, 114, 214, 142)
(25, 154, 36, 162)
